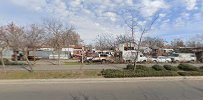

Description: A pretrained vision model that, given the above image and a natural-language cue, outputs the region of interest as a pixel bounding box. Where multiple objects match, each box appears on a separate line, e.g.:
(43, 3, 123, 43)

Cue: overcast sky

(0, 0, 203, 43)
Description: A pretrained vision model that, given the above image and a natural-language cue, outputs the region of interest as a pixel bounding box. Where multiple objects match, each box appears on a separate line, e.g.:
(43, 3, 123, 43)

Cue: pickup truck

(85, 54, 114, 63)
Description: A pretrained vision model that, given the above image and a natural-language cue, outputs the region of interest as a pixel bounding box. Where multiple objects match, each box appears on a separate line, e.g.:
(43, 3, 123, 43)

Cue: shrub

(163, 65, 178, 71)
(136, 65, 148, 70)
(101, 69, 179, 78)
(0, 58, 10, 65)
(9, 62, 25, 65)
(178, 71, 203, 76)
(125, 64, 135, 70)
(178, 64, 199, 71)
(152, 65, 165, 71)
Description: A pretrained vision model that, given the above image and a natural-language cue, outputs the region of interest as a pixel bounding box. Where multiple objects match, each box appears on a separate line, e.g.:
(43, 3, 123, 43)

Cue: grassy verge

(0, 70, 102, 79)
(64, 61, 81, 65)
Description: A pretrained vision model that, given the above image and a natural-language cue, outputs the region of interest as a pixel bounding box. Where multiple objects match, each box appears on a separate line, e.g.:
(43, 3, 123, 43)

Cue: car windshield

(171, 54, 179, 57)
(100, 54, 107, 57)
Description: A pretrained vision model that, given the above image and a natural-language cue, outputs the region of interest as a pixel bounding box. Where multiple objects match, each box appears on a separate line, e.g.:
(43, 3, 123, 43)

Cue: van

(170, 53, 196, 63)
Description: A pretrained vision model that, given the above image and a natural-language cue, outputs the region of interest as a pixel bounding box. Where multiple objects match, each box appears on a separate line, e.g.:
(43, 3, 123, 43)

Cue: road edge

(0, 76, 203, 84)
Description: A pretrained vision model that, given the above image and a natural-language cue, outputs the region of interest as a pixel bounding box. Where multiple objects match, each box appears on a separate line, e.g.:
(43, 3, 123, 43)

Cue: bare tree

(24, 24, 45, 64)
(4, 22, 34, 72)
(0, 26, 9, 72)
(122, 9, 159, 67)
(115, 34, 132, 44)
(187, 34, 203, 47)
(44, 18, 78, 65)
(95, 33, 116, 50)
(142, 37, 165, 48)
(171, 38, 185, 48)
(4, 22, 24, 62)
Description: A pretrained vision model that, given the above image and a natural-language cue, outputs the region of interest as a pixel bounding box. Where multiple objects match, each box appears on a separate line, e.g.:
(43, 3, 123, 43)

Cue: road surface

(0, 79, 202, 100)
(0, 63, 203, 71)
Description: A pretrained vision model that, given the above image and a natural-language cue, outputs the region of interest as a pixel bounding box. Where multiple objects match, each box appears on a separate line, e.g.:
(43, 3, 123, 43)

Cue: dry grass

(0, 70, 102, 79)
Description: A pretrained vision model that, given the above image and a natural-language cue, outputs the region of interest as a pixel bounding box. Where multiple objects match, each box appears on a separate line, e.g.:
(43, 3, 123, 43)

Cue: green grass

(0, 70, 101, 79)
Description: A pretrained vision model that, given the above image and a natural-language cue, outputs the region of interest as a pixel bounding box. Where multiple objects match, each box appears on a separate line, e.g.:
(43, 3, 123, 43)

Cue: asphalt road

(0, 79, 202, 100)
(0, 63, 203, 71)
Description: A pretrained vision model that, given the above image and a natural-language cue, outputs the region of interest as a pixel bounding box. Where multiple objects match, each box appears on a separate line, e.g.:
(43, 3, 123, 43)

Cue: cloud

(103, 12, 118, 22)
(45, 0, 69, 18)
(9, 0, 46, 11)
(184, 0, 197, 10)
(139, 0, 169, 17)
(2, 0, 203, 43)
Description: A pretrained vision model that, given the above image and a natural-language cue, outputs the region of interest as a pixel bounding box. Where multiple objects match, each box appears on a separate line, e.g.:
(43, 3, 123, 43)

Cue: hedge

(163, 65, 178, 71)
(101, 69, 179, 78)
(178, 64, 199, 71)
(136, 65, 148, 70)
(178, 71, 203, 76)
(152, 65, 165, 71)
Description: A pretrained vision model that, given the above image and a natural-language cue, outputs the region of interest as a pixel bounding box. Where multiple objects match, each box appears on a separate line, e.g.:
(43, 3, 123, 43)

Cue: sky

(0, 0, 203, 43)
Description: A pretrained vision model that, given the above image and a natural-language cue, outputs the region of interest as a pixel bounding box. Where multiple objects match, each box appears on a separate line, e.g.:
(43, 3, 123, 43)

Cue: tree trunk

(57, 48, 60, 66)
(33, 47, 36, 65)
(0, 51, 6, 73)
(24, 49, 33, 72)
(14, 51, 18, 63)
(133, 51, 139, 70)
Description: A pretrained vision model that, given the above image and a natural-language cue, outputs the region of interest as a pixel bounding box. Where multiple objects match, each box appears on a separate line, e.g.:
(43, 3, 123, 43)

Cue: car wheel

(126, 60, 131, 64)
(142, 60, 147, 64)
(175, 60, 179, 63)
(102, 60, 106, 64)
(153, 60, 158, 64)
(190, 60, 195, 63)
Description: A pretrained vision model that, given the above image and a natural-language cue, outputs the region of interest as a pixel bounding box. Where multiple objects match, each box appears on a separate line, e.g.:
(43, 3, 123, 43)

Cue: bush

(0, 58, 10, 65)
(199, 66, 203, 72)
(125, 64, 135, 70)
(163, 65, 178, 71)
(178, 64, 199, 71)
(178, 71, 203, 76)
(152, 65, 165, 71)
(136, 65, 148, 70)
(101, 69, 179, 78)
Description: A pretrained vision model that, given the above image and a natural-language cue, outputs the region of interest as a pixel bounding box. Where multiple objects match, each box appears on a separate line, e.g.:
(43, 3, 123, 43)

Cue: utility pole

(81, 46, 84, 64)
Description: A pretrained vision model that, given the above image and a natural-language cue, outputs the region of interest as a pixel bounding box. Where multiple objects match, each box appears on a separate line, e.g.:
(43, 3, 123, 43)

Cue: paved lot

(0, 63, 203, 71)
(0, 79, 202, 100)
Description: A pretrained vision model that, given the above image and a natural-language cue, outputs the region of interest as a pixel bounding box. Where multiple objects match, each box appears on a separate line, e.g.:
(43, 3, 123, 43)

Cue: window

(172, 54, 179, 57)
(191, 55, 196, 57)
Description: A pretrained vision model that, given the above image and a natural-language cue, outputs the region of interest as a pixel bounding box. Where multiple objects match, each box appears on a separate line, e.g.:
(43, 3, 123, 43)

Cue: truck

(122, 50, 147, 63)
(85, 53, 114, 63)
(170, 53, 197, 63)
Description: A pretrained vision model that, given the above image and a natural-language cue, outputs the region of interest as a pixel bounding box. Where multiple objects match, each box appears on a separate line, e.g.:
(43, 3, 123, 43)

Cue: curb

(0, 76, 203, 84)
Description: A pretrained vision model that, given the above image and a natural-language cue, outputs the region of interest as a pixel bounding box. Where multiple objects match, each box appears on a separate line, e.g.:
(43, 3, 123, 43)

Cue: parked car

(151, 56, 171, 63)
(170, 53, 197, 63)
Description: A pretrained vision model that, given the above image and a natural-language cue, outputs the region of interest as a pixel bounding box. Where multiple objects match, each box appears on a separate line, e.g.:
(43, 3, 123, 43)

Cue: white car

(151, 56, 172, 63)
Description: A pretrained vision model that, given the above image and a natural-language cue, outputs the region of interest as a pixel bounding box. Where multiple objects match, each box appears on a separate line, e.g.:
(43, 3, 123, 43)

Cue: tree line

(94, 33, 203, 50)
(0, 19, 82, 72)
